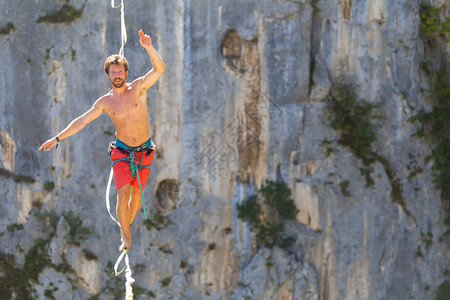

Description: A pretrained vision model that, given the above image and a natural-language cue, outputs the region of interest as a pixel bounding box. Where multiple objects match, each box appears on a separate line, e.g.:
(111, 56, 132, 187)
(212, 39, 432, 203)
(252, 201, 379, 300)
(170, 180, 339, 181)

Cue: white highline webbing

(111, 0, 127, 56)
(106, 166, 134, 300)
(108, 4, 132, 298)
(114, 249, 135, 299)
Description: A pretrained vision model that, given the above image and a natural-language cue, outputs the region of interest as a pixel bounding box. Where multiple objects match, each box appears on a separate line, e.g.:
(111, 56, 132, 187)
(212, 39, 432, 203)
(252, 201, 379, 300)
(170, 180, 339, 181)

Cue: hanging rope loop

(114, 249, 135, 299)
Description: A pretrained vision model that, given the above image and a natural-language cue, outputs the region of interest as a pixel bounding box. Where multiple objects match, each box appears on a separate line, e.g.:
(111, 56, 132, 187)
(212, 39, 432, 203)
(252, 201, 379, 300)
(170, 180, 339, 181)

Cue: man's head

(104, 55, 129, 88)
(104, 55, 129, 74)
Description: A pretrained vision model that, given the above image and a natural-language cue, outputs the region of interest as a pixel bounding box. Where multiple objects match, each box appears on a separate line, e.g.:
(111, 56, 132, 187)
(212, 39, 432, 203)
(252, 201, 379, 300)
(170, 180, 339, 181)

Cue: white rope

(114, 249, 135, 299)
(107, 167, 135, 299)
(106, 167, 120, 227)
(108, 3, 133, 298)
(106, 167, 134, 299)
(111, 0, 127, 56)
(124, 253, 134, 299)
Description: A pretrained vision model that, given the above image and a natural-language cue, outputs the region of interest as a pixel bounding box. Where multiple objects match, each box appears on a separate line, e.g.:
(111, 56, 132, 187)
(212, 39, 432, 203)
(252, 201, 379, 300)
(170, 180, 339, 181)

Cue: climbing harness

(106, 139, 154, 225)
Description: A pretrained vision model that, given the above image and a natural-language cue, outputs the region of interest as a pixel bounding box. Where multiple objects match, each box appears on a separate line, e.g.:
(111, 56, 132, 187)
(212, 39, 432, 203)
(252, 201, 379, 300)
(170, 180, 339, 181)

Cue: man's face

(107, 64, 128, 88)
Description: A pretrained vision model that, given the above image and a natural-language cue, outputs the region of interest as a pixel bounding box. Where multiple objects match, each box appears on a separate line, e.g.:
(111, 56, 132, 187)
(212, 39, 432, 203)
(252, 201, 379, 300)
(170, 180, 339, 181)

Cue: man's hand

(136, 28, 165, 90)
(139, 29, 153, 49)
(39, 137, 58, 152)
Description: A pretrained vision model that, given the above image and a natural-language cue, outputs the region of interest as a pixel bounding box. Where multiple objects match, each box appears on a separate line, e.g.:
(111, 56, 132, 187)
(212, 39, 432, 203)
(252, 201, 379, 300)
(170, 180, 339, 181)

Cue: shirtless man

(39, 29, 165, 252)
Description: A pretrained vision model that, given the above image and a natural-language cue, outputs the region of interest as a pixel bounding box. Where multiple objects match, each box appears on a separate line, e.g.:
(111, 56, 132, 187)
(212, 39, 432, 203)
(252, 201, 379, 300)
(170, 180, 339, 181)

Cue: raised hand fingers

(139, 29, 149, 42)
(138, 29, 152, 47)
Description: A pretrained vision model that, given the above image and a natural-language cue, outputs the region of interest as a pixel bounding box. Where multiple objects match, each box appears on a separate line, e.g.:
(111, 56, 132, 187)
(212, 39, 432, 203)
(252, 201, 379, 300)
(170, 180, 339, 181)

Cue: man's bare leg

(130, 186, 143, 226)
(117, 183, 132, 252)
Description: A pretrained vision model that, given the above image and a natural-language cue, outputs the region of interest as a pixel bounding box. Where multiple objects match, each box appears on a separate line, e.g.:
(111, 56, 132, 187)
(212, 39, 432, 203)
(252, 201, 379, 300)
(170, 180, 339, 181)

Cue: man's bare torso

(101, 82, 150, 147)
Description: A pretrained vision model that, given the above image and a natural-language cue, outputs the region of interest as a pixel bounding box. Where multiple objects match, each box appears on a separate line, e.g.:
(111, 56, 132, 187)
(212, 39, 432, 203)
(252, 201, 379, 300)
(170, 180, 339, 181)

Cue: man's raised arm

(135, 29, 166, 90)
(39, 99, 105, 151)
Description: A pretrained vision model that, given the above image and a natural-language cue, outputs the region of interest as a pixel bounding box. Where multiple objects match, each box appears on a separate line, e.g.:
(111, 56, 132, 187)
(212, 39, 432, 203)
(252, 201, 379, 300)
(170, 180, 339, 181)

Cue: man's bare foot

(119, 234, 131, 252)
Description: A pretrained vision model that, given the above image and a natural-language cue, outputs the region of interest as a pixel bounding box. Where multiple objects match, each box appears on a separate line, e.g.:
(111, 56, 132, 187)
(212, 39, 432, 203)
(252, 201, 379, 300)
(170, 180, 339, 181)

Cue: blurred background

(0, 0, 449, 299)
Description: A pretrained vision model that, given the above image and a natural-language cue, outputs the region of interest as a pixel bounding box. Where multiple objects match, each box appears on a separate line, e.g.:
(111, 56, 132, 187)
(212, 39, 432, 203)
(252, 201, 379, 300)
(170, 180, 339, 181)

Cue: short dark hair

(104, 55, 129, 74)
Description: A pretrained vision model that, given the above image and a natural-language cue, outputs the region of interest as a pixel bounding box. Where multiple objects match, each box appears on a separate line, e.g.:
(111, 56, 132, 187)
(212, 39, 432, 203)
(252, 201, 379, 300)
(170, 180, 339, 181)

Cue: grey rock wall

(0, 0, 449, 299)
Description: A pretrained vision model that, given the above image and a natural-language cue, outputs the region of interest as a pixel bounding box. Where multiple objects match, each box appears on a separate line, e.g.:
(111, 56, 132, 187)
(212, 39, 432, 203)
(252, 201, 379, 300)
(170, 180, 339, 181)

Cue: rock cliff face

(0, 0, 449, 299)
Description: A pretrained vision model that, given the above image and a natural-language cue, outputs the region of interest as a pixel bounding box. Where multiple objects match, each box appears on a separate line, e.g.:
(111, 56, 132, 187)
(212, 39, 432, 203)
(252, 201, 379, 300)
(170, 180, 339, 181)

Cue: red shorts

(111, 148, 155, 189)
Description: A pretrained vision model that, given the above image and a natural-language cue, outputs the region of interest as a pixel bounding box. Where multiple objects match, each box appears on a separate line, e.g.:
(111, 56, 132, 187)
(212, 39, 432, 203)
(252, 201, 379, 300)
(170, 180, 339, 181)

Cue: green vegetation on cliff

(414, 5, 450, 297)
(0, 242, 51, 299)
(0, 167, 35, 183)
(237, 180, 298, 249)
(0, 22, 15, 35)
(327, 81, 382, 187)
(0, 211, 92, 298)
(412, 3, 450, 235)
(37, 1, 87, 24)
(326, 80, 406, 208)
(410, 68, 450, 205)
(419, 4, 450, 40)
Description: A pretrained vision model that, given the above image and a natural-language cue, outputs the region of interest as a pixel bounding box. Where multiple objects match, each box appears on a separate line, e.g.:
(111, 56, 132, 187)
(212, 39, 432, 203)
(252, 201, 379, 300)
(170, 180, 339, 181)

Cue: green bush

(0, 22, 15, 35)
(259, 181, 298, 219)
(328, 81, 382, 187)
(63, 211, 91, 246)
(419, 4, 450, 39)
(144, 211, 174, 231)
(410, 67, 450, 232)
(44, 181, 55, 191)
(237, 180, 298, 248)
(309, 0, 320, 13)
(339, 181, 351, 197)
(326, 80, 406, 207)
(237, 195, 262, 229)
(37, 2, 86, 24)
(6, 224, 24, 232)
(435, 281, 450, 300)
(161, 276, 171, 287)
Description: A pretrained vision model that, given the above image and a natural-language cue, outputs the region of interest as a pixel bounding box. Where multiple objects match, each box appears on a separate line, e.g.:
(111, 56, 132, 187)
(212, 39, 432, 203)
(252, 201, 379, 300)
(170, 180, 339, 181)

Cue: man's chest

(106, 93, 146, 120)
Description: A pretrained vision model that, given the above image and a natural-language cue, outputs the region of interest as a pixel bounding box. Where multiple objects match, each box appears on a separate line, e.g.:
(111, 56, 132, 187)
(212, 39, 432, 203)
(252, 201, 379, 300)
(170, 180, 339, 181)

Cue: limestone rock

(0, 130, 15, 172)
(0, 0, 448, 299)
(293, 182, 321, 232)
(309, 56, 331, 102)
(65, 244, 100, 295)
(34, 267, 76, 300)
(231, 247, 318, 300)
(47, 216, 70, 265)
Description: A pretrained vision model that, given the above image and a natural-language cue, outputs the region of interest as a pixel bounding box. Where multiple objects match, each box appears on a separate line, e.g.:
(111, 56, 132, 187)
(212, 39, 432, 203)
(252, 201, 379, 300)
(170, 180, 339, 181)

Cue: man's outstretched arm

(39, 99, 105, 151)
(135, 29, 166, 90)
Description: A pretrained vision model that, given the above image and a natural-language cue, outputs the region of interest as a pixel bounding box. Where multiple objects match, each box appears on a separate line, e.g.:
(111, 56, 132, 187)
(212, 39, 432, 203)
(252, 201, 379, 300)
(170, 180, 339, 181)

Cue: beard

(111, 78, 125, 88)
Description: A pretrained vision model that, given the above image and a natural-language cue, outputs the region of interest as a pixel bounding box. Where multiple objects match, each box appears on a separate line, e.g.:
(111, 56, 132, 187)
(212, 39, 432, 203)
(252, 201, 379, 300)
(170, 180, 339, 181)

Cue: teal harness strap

(111, 146, 152, 220)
